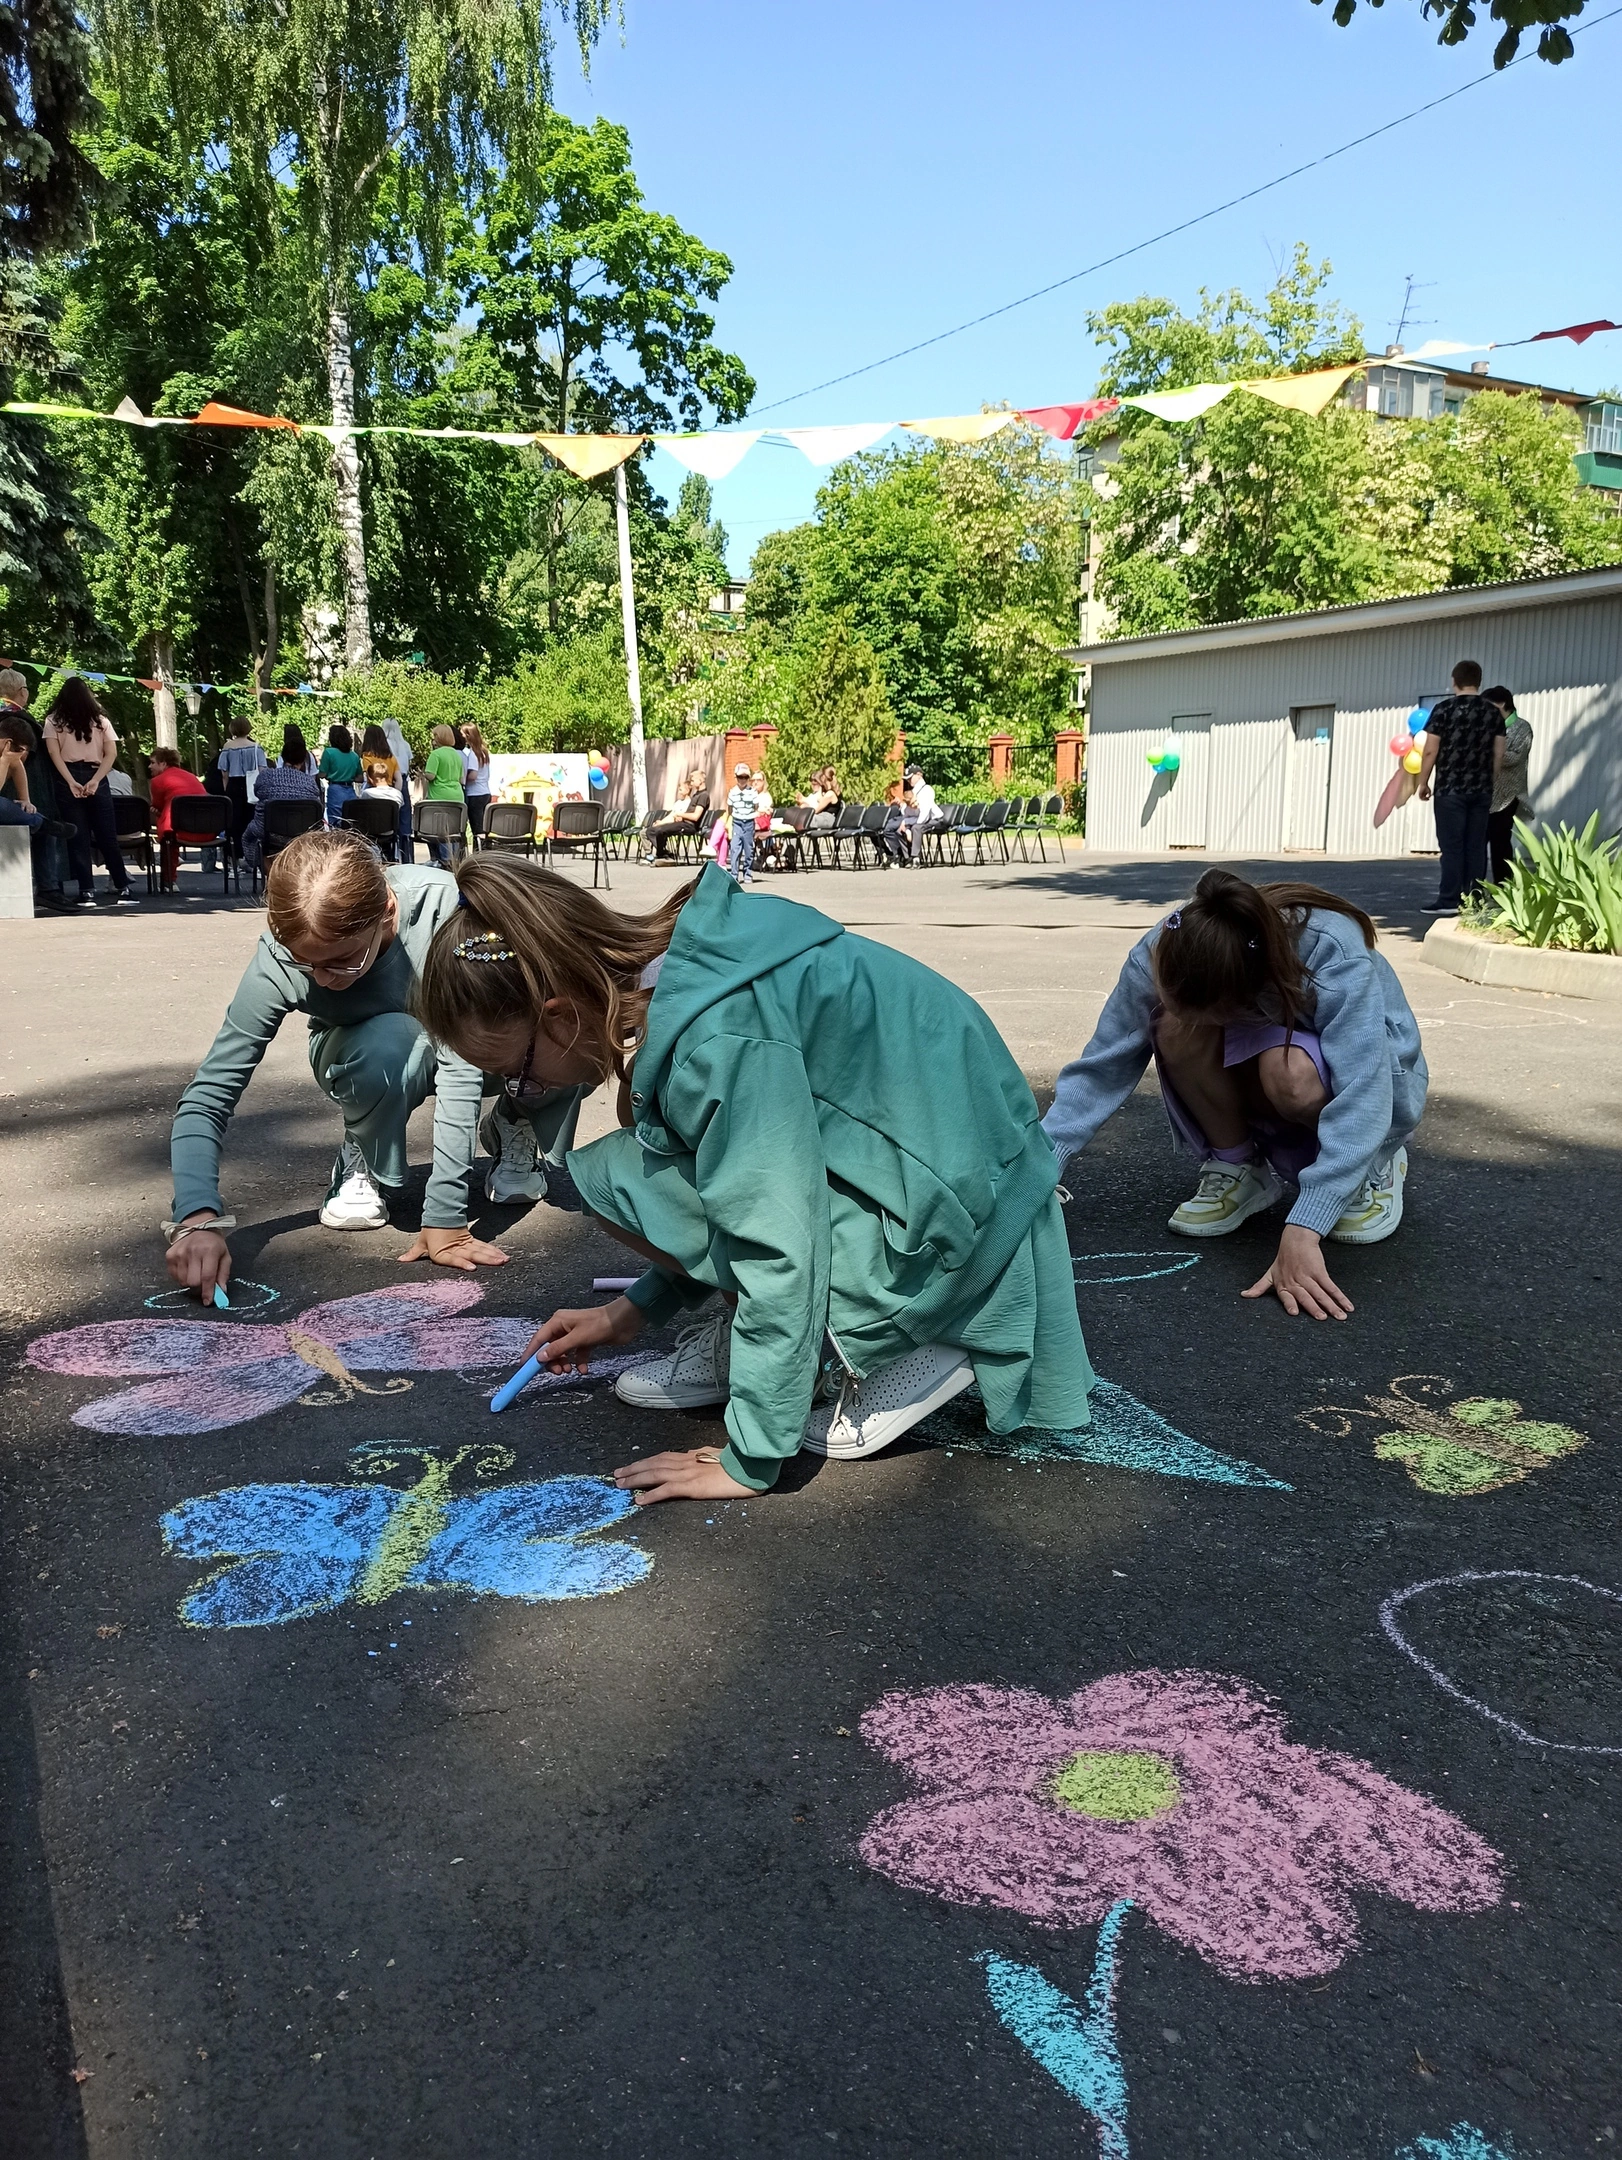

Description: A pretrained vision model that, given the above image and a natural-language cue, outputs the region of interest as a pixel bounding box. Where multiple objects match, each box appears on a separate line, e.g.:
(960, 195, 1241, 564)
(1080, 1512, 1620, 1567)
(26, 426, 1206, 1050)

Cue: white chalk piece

(593, 1277, 638, 1291)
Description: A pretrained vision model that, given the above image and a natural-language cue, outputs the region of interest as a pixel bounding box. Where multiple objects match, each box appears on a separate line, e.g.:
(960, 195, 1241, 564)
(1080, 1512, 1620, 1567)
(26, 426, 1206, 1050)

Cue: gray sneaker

(479, 1103, 546, 1204)
(615, 1303, 733, 1410)
(802, 1342, 976, 1460)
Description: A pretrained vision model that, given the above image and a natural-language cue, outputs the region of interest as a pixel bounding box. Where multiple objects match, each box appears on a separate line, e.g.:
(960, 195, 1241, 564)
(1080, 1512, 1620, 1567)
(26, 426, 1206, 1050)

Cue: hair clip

(453, 931, 516, 962)
(1164, 909, 1182, 929)
(456, 889, 473, 911)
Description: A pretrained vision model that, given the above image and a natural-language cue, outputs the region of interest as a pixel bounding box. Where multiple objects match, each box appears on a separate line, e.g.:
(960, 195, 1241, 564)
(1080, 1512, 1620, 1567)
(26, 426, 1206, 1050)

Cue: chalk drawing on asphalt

(27, 1280, 637, 1438)
(858, 1672, 1504, 2153)
(1394, 2126, 1519, 2159)
(1380, 1571, 1622, 1755)
(144, 1280, 281, 1313)
(161, 1441, 651, 1627)
(1298, 1373, 1586, 1496)
(917, 1379, 1291, 1489)
(1072, 1251, 1201, 1286)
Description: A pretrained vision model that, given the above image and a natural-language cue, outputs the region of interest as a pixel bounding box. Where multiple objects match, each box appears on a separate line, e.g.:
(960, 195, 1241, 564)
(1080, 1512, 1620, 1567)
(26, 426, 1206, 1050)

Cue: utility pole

(614, 460, 649, 822)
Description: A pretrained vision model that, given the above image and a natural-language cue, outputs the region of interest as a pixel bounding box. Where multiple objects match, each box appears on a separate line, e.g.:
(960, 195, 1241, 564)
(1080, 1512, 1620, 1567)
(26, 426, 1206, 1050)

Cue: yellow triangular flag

(533, 434, 646, 479)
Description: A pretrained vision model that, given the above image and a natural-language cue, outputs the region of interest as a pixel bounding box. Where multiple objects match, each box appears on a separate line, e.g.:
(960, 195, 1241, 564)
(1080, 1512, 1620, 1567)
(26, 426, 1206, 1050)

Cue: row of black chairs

(610, 792, 1067, 873)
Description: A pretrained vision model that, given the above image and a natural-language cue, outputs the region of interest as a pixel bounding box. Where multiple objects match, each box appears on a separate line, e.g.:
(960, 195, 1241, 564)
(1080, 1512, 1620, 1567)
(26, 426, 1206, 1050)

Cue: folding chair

(256, 798, 326, 894)
(976, 797, 1013, 863)
(341, 794, 403, 859)
(918, 804, 961, 867)
(772, 804, 813, 873)
(952, 800, 985, 865)
(1041, 791, 1067, 860)
(113, 794, 157, 895)
(478, 801, 537, 856)
(169, 795, 236, 895)
(826, 802, 866, 868)
(853, 801, 890, 868)
(1005, 796, 1034, 863)
(415, 799, 468, 865)
(545, 800, 610, 888)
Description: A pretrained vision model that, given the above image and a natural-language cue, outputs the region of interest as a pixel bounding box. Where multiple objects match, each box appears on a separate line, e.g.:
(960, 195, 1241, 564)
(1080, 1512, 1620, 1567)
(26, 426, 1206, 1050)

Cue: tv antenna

(1389, 274, 1437, 352)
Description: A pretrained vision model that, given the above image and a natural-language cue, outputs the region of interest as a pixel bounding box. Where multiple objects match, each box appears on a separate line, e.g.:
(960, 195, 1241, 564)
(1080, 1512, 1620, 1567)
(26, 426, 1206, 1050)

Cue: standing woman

(164, 828, 585, 1304)
(1484, 685, 1533, 888)
(412, 858, 1093, 1506)
(279, 723, 319, 775)
(43, 675, 136, 906)
(461, 724, 493, 847)
(318, 724, 364, 828)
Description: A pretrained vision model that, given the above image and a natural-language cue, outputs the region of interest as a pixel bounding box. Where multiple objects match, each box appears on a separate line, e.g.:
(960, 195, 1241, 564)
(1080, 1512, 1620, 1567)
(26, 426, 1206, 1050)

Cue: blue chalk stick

(212, 1282, 230, 1310)
(490, 1351, 544, 1414)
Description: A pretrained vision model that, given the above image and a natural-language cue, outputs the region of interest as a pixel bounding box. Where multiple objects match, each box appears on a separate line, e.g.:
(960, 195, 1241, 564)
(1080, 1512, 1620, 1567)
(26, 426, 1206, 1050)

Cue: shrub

(1468, 815, 1622, 955)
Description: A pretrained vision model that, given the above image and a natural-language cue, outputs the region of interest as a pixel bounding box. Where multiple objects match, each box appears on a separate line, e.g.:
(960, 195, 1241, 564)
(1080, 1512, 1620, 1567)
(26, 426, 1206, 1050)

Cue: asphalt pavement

(2, 847, 1619, 2158)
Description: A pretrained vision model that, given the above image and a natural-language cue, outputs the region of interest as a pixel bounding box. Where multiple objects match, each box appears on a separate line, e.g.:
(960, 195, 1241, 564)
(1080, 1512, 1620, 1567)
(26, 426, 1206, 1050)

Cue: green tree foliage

(762, 616, 896, 800)
(1088, 258, 1622, 637)
(1314, 0, 1584, 68)
(325, 633, 629, 758)
(85, 0, 617, 665)
(723, 423, 1080, 764)
(0, 261, 95, 645)
(1, 0, 101, 254)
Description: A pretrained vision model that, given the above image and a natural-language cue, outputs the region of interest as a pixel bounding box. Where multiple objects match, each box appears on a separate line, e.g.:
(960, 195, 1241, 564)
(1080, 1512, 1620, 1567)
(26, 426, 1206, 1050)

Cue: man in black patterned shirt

(1418, 658, 1506, 914)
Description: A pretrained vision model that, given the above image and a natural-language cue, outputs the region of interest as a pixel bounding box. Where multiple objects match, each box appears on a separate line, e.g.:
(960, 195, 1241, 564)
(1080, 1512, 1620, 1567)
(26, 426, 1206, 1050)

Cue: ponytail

(1153, 868, 1375, 1025)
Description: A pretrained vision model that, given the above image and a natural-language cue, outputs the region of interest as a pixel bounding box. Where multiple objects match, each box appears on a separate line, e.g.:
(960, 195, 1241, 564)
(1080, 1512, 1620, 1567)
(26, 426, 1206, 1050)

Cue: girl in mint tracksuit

(413, 858, 1094, 1508)
(1043, 868, 1427, 1324)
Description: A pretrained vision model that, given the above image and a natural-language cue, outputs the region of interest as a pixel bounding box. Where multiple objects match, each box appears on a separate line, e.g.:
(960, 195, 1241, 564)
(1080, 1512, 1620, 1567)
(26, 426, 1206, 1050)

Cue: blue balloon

(588, 766, 607, 788)
(1407, 707, 1428, 735)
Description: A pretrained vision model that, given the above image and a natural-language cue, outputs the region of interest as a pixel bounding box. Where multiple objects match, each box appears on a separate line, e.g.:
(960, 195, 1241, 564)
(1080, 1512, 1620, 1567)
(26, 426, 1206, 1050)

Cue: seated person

(147, 747, 208, 892)
(241, 755, 324, 874)
(642, 770, 711, 864)
(0, 683, 73, 910)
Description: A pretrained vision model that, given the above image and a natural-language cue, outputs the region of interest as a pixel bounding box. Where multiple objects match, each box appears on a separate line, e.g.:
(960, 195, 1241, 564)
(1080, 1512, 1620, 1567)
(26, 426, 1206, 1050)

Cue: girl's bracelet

(162, 1215, 237, 1246)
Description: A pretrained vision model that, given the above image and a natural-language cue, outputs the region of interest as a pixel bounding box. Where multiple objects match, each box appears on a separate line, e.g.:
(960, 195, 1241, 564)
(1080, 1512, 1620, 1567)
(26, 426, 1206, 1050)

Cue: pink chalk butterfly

(26, 1280, 638, 1438)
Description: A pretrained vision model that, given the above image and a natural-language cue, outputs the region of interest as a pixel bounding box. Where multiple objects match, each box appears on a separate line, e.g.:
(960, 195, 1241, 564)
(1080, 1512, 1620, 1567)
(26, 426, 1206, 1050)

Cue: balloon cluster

(1387, 706, 1428, 776)
(1145, 737, 1181, 775)
(587, 751, 611, 791)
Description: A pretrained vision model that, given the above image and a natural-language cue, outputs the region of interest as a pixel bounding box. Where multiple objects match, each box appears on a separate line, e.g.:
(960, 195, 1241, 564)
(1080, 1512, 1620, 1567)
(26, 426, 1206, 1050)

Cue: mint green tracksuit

(567, 864, 1093, 1491)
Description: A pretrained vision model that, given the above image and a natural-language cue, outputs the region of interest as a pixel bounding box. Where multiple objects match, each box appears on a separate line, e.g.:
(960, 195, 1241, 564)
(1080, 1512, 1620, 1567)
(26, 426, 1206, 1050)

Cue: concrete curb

(1422, 918, 1622, 1003)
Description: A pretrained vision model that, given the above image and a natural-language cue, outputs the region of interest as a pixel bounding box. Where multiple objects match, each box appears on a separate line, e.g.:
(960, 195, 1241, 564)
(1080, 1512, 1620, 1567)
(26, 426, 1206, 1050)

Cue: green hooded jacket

(572, 864, 1069, 1489)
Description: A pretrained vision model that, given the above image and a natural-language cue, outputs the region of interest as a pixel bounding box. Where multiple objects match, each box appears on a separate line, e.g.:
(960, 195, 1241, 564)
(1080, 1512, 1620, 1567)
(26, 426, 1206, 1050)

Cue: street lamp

(184, 687, 202, 771)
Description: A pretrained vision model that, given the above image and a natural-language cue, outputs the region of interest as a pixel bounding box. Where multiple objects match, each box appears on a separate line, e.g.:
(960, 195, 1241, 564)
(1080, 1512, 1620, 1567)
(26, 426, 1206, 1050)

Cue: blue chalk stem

(981, 1900, 1133, 2158)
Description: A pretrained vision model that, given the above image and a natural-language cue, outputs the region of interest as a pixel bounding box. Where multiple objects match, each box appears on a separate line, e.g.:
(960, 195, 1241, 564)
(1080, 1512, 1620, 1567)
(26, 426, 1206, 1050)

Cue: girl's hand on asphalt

(612, 1448, 754, 1507)
(524, 1295, 644, 1372)
(1242, 1225, 1354, 1320)
(397, 1226, 509, 1271)
(165, 1222, 232, 1304)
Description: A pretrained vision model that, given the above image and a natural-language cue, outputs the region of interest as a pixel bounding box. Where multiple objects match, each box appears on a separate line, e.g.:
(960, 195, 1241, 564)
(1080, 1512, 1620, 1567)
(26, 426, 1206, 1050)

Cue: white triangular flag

(655, 431, 763, 481)
(774, 422, 896, 465)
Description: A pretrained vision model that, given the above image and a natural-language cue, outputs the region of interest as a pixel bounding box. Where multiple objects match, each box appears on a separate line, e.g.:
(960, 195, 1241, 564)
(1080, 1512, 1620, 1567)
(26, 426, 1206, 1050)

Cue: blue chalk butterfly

(160, 1442, 652, 1628)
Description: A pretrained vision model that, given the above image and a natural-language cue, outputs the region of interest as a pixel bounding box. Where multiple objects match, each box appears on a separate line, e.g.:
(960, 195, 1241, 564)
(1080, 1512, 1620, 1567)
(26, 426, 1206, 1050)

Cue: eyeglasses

(501, 1027, 545, 1104)
(290, 914, 387, 983)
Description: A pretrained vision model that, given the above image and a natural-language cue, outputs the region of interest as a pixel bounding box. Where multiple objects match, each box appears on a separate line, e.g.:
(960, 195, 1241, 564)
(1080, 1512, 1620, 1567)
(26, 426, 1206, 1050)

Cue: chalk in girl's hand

(212, 1282, 230, 1310)
(593, 1277, 638, 1291)
(490, 1349, 548, 1414)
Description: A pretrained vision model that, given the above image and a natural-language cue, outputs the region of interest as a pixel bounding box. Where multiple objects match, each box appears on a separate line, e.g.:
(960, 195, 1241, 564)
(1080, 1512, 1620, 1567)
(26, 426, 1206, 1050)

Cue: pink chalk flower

(859, 1670, 1504, 1983)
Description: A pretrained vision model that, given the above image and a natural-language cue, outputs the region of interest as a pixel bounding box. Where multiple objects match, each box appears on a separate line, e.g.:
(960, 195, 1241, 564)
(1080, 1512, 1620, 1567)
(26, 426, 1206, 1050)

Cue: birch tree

(86, 0, 615, 669)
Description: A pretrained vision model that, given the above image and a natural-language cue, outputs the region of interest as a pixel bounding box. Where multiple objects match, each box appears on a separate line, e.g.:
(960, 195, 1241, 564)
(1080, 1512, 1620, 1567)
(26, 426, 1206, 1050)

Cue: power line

(749, 6, 1622, 418)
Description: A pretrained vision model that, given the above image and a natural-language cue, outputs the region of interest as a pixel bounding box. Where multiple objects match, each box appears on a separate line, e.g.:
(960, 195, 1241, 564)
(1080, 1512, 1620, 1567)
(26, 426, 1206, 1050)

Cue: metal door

(1163, 714, 1211, 847)
(1285, 705, 1335, 851)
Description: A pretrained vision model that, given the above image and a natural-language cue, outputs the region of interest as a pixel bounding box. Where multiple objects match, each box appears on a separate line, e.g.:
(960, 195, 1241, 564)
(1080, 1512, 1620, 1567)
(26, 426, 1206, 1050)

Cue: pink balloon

(1388, 734, 1410, 757)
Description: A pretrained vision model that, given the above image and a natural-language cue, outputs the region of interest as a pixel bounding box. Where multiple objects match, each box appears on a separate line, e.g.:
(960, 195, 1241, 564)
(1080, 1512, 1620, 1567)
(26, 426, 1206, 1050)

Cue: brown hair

(414, 855, 697, 1084)
(1152, 867, 1376, 1027)
(265, 827, 390, 949)
(1452, 659, 1483, 689)
(148, 745, 182, 770)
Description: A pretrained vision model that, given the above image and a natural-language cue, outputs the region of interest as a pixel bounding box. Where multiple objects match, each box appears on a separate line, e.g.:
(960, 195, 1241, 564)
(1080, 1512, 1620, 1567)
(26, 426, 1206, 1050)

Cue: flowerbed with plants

(1462, 815, 1622, 956)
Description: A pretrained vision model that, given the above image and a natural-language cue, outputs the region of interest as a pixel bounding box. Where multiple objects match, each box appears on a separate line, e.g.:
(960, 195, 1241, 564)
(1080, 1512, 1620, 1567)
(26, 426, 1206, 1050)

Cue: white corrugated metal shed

(1069, 566, 1622, 857)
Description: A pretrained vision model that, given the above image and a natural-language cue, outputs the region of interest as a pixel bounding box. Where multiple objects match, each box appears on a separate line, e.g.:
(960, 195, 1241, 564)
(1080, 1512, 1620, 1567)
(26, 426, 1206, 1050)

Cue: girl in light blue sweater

(1042, 869, 1427, 1322)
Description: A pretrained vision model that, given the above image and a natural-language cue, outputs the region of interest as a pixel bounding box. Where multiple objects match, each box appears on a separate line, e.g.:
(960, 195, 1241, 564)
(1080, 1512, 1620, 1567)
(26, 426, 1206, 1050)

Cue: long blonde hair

(265, 828, 390, 948)
(413, 855, 697, 1083)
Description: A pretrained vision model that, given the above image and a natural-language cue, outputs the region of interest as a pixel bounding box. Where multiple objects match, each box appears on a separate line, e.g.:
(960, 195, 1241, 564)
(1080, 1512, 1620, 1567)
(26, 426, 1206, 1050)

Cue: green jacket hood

(633, 864, 845, 1109)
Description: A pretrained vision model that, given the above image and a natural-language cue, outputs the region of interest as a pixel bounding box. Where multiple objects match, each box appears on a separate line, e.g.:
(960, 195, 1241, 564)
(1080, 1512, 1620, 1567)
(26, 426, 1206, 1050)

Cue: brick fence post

(988, 733, 1015, 784)
(1054, 728, 1084, 789)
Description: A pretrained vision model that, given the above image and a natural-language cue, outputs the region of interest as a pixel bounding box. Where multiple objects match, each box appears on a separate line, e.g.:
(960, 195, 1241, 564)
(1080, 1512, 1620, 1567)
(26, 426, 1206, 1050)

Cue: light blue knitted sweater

(1041, 908, 1428, 1235)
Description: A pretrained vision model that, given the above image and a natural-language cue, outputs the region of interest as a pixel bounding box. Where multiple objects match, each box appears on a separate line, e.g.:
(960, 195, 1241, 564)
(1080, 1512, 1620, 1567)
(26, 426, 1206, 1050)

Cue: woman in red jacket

(147, 746, 207, 893)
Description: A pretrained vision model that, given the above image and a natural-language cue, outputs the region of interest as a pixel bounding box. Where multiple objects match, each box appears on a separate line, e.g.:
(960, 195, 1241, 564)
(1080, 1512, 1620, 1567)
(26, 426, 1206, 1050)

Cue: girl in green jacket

(414, 858, 1094, 1507)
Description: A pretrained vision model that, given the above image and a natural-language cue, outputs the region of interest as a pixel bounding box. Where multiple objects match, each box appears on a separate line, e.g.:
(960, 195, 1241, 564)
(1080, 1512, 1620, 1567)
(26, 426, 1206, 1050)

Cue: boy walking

(726, 761, 760, 885)
(1418, 659, 1506, 915)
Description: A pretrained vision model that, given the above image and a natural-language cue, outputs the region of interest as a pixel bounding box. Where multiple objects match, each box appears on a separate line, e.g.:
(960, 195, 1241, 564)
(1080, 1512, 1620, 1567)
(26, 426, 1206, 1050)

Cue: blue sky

(550, 0, 1622, 573)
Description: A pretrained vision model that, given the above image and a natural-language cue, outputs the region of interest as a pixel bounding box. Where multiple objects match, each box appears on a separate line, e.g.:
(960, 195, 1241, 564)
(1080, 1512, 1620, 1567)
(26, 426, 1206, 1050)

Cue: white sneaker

(1328, 1146, 1407, 1245)
(318, 1140, 389, 1230)
(802, 1342, 976, 1460)
(615, 1303, 733, 1410)
(1168, 1157, 1285, 1238)
(479, 1103, 546, 1204)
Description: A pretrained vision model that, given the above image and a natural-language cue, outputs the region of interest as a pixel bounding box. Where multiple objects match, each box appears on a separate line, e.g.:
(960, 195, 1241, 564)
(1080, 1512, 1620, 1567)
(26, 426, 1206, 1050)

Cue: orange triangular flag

(191, 401, 301, 432)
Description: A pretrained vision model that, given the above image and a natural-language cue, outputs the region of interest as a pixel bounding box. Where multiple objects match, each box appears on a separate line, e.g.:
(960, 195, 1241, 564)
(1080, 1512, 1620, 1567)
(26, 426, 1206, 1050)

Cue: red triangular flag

(1018, 398, 1121, 440)
(1529, 320, 1620, 346)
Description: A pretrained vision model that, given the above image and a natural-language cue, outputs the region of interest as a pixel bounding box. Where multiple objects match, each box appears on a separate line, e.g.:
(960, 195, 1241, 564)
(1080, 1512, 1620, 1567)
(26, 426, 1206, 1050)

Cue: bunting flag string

(0, 654, 338, 699)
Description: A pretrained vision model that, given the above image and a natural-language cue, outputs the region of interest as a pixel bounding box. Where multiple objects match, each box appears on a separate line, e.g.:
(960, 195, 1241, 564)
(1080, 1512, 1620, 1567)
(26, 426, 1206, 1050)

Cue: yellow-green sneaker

(1328, 1147, 1407, 1245)
(1168, 1158, 1285, 1238)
